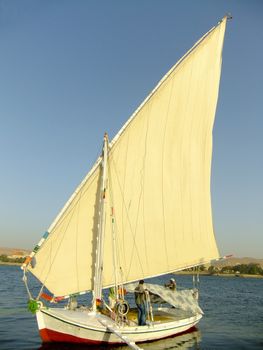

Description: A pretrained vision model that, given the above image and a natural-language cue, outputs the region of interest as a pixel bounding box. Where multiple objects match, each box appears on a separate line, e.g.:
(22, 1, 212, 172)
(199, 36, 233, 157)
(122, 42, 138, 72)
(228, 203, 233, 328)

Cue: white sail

(28, 18, 227, 297)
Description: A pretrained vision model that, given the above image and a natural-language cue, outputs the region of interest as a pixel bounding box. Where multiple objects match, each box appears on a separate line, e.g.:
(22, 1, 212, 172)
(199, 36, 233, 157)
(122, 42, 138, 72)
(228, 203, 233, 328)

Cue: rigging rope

(110, 156, 146, 279)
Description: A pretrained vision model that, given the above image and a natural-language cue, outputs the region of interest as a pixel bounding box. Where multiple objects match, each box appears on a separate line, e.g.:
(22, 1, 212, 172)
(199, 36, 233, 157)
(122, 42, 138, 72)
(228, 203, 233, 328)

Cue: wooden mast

(93, 133, 109, 311)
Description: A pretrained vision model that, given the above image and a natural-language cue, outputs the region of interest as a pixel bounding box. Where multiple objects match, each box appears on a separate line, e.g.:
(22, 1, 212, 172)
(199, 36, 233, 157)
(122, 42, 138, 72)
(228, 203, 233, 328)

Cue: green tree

(0, 255, 9, 262)
(208, 266, 216, 274)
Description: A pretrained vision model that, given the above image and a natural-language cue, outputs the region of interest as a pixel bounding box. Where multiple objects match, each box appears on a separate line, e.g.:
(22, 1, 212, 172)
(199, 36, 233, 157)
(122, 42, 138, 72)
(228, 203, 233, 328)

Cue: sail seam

(110, 157, 146, 280)
(161, 80, 174, 270)
(37, 200, 78, 298)
(75, 188, 83, 293)
(142, 104, 151, 274)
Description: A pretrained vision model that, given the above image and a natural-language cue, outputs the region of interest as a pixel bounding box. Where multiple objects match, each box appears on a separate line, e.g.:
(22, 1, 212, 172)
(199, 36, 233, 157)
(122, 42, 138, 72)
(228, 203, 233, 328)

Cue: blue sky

(0, 0, 262, 258)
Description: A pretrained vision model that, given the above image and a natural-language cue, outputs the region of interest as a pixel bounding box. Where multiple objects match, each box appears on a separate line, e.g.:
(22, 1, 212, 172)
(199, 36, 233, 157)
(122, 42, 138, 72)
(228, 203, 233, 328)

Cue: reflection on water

(38, 328, 201, 350)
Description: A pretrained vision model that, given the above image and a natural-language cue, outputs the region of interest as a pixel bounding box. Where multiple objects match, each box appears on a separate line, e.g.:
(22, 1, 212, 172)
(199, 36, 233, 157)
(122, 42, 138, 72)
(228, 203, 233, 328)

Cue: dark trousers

(136, 302, 146, 326)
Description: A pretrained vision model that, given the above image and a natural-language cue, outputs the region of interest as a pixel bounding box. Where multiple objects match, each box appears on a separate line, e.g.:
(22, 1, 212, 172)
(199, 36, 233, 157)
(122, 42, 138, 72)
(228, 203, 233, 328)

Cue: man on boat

(165, 278, 177, 291)
(134, 280, 147, 326)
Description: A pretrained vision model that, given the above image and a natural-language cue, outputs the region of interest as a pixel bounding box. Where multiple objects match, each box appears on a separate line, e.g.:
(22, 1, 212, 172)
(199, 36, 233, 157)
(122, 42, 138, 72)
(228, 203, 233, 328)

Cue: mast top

(220, 13, 232, 22)
(226, 13, 233, 20)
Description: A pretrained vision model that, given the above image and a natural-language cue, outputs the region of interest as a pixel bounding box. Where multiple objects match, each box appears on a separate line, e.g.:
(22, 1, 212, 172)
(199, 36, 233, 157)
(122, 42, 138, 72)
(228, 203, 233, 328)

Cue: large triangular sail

(27, 18, 227, 297)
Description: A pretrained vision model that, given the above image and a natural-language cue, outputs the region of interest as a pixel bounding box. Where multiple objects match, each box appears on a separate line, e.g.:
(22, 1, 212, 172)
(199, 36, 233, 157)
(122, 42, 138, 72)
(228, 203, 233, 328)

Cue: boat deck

(128, 307, 193, 324)
(99, 306, 195, 326)
(44, 305, 195, 329)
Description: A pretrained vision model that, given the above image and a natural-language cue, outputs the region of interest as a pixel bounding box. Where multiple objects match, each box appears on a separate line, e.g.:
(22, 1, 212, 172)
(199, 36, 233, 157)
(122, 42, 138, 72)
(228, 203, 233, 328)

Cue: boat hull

(36, 307, 202, 344)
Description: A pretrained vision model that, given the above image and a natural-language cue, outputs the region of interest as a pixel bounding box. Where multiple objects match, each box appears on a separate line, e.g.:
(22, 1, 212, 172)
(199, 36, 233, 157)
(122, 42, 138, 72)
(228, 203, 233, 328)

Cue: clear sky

(0, 0, 262, 258)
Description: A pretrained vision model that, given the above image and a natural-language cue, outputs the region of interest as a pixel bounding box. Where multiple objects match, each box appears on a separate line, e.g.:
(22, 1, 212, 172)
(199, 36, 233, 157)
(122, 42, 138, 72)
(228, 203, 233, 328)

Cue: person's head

(170, 278, 176, 284)
(139, 280, 144, 285)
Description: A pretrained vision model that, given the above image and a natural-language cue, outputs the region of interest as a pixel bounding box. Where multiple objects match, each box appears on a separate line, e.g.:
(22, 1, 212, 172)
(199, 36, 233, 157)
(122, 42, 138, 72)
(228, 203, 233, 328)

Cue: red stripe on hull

(40, 328, 104, 344)
(40, 326, 198, 345)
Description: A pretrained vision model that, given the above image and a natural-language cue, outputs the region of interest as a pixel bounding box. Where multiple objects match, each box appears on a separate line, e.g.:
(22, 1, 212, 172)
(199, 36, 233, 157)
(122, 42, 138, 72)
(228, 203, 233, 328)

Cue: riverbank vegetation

(0, 254, 25, 264)
(181, 263, 263, 276)
(208, 264, 263, 275)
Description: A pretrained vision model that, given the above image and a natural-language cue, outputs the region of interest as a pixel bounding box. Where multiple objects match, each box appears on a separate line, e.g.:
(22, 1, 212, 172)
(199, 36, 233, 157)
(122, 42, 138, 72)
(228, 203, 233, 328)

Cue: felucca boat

(22, 16, 230, 349)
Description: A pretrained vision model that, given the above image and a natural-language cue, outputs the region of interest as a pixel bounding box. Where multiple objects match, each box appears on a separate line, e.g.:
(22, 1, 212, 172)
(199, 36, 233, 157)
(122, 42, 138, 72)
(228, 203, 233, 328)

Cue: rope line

(110, 155, 145, 279)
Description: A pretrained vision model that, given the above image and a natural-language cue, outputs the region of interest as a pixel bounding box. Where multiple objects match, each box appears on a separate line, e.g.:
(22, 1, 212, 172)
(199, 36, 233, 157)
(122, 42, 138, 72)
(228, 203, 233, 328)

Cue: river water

(0, 265, 262, 349)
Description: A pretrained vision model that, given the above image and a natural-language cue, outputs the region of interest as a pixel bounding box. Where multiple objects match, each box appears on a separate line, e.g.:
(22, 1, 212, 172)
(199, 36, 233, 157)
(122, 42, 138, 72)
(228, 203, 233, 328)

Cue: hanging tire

(115, 300, 129, 316)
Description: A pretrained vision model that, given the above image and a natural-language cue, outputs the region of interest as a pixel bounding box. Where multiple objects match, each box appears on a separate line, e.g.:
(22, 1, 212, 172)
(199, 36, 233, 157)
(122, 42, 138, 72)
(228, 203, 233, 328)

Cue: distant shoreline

(0, 262, 21, 266)
(174, 271, 263, 279)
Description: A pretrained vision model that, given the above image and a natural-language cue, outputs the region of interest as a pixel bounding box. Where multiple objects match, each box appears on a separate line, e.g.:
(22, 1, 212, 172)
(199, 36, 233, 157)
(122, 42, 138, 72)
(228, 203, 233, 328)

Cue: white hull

(36, 307, 202, 345)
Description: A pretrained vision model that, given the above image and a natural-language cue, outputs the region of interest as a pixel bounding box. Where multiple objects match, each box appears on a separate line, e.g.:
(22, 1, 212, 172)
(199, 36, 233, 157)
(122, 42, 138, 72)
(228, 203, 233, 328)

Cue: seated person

(164, 278, 176, 291)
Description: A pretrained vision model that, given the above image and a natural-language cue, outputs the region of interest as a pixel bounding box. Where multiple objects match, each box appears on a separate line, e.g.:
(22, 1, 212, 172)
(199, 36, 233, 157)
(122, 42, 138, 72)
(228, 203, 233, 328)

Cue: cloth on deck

(125, 282, 203, 315)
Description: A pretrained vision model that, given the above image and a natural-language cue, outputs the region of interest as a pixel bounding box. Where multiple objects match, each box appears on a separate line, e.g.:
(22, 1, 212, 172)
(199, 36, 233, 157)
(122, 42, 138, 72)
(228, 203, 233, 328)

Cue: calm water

(0, 265, 262, 350)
